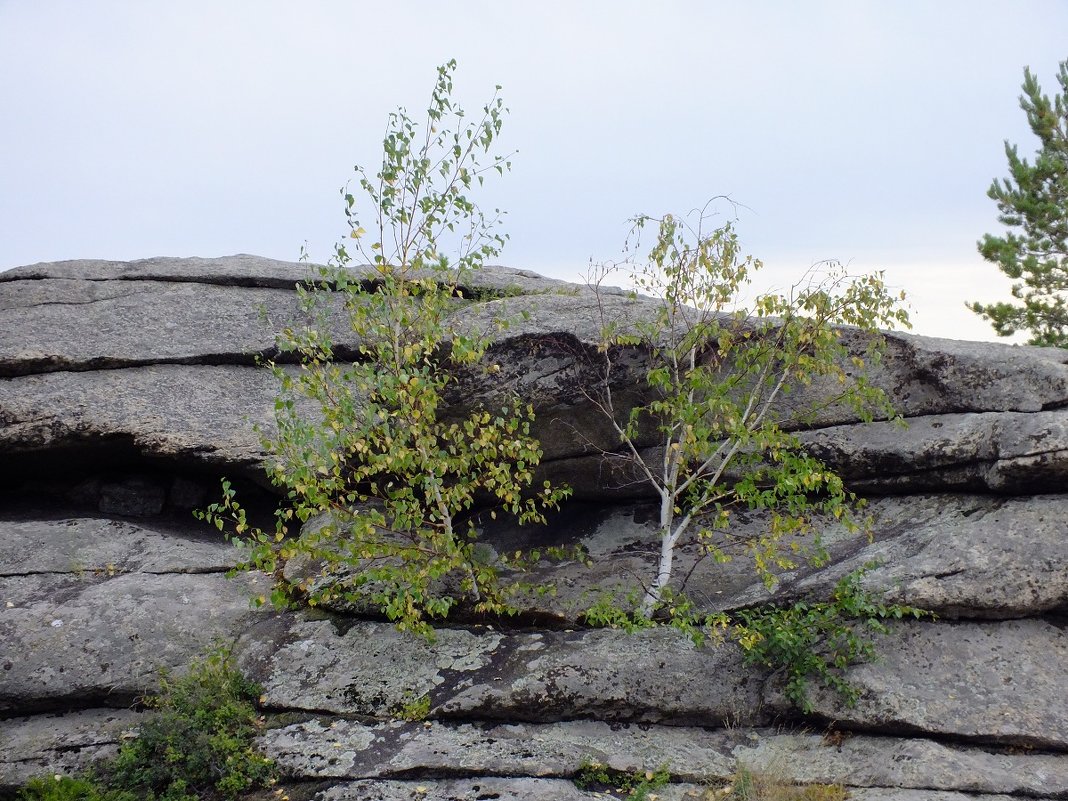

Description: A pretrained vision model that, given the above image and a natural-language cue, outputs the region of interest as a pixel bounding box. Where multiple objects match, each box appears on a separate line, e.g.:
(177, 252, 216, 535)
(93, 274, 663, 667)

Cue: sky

(1, 1, 1065, 342)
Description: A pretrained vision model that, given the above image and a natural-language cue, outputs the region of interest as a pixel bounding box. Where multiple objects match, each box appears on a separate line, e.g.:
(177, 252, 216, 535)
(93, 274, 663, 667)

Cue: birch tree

(590, 207, 910, 616)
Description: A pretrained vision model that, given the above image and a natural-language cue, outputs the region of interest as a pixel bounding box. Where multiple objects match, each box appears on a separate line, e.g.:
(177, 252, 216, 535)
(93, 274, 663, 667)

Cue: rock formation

(2, 255, 1067, 799)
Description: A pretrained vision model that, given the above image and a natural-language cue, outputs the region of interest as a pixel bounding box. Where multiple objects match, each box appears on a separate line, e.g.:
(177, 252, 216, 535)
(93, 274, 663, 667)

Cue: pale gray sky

(2, 1, 1065, 341)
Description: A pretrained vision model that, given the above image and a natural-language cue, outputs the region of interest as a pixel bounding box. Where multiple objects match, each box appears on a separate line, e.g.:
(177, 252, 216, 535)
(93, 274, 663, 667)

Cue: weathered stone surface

(292, 498, 862, 623)
(238, 617, 505, 719)
(0, 365, 277, 473)
(3, 255, 1067, 503)
(5, 256, 1068, 795)
(238, 617, 768, 726)
(468, 295, 1068, 420)
(801, 410, 1068, 493)
(844, 329, 1068, 418)
(312, 778, 692, 801)
(262, 718, 733, 781)
(5, 363, 1066, 499)
(0, 258, 585, 377)
(0, 514, 243, 576)
(308, 785, 1034, 801)
(0, 254, 316, 287)
(0, 570, 267, 712)
(0, 709, 142, 787)
(772, 494, 1068, 619)
(0, 278, 306, 376)
(730, 732, 1068, 798)
(796, 619, 1068, 749)
(263, 719, 1068, 797)
(435, 624, 764, 725)
(0, 510, 263, 717)
(0, 256, 575, 296)
(285, 492, 1068, 623)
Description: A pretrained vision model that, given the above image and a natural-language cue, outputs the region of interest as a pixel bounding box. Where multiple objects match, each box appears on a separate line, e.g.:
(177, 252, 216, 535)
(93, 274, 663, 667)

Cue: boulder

(4, 256, 1068, 797)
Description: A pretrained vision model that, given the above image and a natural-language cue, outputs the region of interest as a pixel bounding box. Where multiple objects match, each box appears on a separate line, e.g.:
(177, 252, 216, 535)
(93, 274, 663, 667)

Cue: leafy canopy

(200, 60, 570, 637)
(969, 59, 1068, 346)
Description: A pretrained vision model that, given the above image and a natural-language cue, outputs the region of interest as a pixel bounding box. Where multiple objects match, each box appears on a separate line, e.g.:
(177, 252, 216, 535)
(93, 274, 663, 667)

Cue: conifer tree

(969, 60, 1068, 347)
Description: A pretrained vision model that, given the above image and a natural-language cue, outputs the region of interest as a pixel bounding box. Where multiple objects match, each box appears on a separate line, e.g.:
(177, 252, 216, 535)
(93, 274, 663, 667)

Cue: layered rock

(2, 256, 1067, 799)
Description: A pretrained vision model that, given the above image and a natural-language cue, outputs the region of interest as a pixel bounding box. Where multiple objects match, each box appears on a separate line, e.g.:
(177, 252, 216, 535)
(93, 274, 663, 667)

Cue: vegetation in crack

(583, 562, 930, 711)
(15, 649, 275, 801)
(572, 198, 920, 708)
(704, 766, 850, 800)
(732, 563, 931, 712)
(573, 759, 670, 800)
(198, 60, 572, 638)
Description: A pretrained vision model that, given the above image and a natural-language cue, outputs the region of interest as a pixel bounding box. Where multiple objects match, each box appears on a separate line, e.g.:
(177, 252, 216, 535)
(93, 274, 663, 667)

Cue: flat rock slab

(0, 708, 142, 787)
(561, 493, 1068, 620)
(8, 367, 1066, 501)
(0, 365, 278, 472)
(779, 494, 1068, 618)
(468, 299, 1068, 420)
(0, 256, 575, 295)
(0, 278, 309, 376)
(305, 785, 1037, 801)
(0, 254, 318, 287)
(729, 731, 1068, 797)
(308, 784, 1035, 801)
(0, 570, 268, 712)
(0, 510, 267, 713)
(312, 778, 696, 800)
(799, 618, 1068, 749)
(0, 514, 241, 575)
(263, 718, 732, 781)
(0, 258, 582, 377)
(237, 617, 769, 726)
(801, 410, 1068, 493)
(279, 499, 855, 622)
(263, 718, 1068, 798)
(246, 616, 1068, 748)
(845, 330, 1068, 418)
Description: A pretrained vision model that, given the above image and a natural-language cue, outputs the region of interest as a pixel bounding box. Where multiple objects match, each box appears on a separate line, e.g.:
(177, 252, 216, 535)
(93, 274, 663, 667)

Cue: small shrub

(581, 563, 928, 712)
(733, 564, 930, 712)
(17, 651, 274, 801)
(101, 652, 274, 801)
(582, 585, 730, 647)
